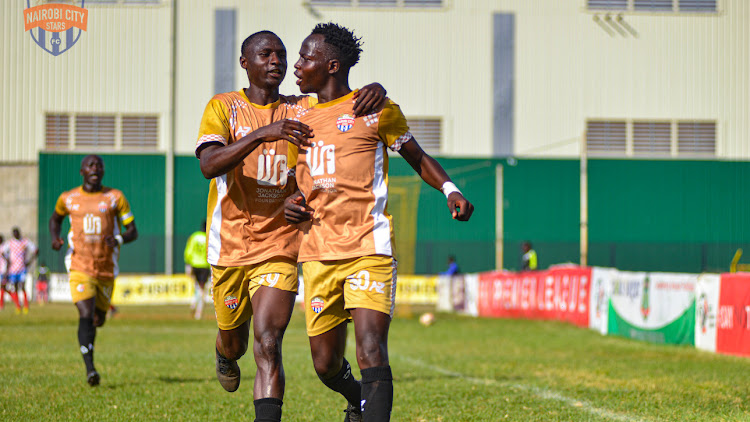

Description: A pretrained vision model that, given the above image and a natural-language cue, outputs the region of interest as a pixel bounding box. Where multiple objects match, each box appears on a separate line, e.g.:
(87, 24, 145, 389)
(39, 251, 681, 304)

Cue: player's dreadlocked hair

(241, 30, 281, 56)
(311, 23, 363, 70)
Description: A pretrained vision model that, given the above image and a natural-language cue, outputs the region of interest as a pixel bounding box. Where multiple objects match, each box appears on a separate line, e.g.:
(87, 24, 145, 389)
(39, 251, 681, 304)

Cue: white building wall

(0, 1, 172, 162)
(2, 0, 749, 161)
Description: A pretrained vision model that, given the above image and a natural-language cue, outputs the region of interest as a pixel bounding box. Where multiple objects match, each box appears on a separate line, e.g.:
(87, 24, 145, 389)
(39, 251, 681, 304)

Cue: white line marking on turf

(396, 355, 648, 422)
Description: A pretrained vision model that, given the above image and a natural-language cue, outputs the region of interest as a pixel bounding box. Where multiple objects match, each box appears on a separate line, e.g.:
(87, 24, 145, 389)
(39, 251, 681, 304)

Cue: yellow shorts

(212, 258, 298, 331)
(69, 270, 115, 312)
(302, 255, 397, 337)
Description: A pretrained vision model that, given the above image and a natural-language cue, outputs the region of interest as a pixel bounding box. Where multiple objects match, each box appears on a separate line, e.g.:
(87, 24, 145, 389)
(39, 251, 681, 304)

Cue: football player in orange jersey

(196, 30, 387, 422)
(285, 23, 473, 422)
(49, 155, 138, 386)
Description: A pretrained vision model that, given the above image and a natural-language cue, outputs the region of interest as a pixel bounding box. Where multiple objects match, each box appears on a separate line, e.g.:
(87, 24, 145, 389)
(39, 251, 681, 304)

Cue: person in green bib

(185, 220, 210, 320)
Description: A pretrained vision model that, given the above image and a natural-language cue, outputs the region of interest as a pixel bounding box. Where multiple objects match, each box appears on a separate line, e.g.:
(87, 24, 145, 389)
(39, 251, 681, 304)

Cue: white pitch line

(395, 355, 648, 422)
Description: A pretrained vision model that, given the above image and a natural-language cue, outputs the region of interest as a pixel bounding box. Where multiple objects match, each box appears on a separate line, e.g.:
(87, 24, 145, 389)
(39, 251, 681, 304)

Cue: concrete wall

(0, 165, 39, 246)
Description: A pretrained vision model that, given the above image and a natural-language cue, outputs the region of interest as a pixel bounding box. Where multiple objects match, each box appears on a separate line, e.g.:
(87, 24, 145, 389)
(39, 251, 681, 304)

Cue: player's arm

(284, 189, 313, 224)
(352, 83, 387, 117)
(398, 139, 474, 221)
(199, 120, 315, 179)
(49, 211, 66, 251)
(104, 221, 138, 248)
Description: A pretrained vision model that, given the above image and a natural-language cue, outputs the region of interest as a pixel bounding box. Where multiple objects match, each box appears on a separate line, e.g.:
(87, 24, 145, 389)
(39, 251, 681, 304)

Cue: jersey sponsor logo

(224, 295, 239, 310)
(336, 114, 355, 132)
(257, 148, 288, 187)
(311, 296, 324, 313)
(347, 270, 385, 294)
(83, 213, 102, 235)
(23, 1, 88, 56)
(310, 141, 335, 177)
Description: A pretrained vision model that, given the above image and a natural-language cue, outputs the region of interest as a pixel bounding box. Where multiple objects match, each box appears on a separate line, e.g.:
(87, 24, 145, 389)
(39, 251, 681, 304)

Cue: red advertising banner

(716, 273, 750, 357)
(478, 266, 591, 327)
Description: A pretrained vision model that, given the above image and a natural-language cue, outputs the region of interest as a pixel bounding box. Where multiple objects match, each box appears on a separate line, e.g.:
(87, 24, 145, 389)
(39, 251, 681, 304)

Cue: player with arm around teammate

(49, 154, 138, 386)
(196, 30, 386, 422)
(284, 23, 473, 421)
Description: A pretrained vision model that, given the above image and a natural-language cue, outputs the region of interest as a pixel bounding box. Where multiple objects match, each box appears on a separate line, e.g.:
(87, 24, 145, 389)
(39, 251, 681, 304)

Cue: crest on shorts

(311, 296, 324, 314)
(336, 114, 354, 132)
(224, 295, 239, 310)
(76, 284, 85, 293)
(23, 0, 88, 56)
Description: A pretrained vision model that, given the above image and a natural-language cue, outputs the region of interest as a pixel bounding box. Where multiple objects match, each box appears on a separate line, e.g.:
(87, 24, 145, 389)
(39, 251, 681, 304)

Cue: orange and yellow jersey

(54, 186, 134, 281)
(196, 90, 315, 266)
(294, 91, 413, 262)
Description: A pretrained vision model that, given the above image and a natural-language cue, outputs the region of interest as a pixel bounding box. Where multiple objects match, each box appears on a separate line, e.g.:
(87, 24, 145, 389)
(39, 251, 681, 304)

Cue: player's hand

(284, 192, 313, 224)
(51, 237, 65, 251)
(256, 119, 313, 148)
(448, 192, 474, 221)
(104, 235, 118, 248)
(352, 83, 387, 117)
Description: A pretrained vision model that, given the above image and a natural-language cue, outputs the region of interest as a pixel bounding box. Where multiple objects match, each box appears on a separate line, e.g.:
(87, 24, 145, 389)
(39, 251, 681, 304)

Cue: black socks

(78, 317, 96, 373)
(254, 397, 283, 422)
(361, 365, 393, 421)
(319, 358, 362, 411)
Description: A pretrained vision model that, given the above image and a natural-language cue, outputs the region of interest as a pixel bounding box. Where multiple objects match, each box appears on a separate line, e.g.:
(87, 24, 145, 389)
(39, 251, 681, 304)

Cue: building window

(44, 113, 159, 151)
(45, 114, 70, 151)
(632, 121, 671, 156)
(677, 122, 716, 155)
(634, 0, 673, 11)
(309, 0, 443, 8)
(678, 0, 717, 11)
(587, 0, 716, 12)
(407, 118, 442, 155)
(75, 115, 116, 150)
(588, 0, 628, 10)
(121, 116, 159, 150)
(586, 121, 627, 155)
(586, 119, 716, 157)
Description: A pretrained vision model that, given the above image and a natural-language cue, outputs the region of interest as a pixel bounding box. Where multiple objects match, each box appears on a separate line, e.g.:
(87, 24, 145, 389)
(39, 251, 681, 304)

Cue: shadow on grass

(158, 376, 214, 384)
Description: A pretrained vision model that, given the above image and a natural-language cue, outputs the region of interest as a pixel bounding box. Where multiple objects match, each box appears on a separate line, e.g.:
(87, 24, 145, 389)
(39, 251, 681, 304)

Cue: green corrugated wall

(38, 153, 750, 275)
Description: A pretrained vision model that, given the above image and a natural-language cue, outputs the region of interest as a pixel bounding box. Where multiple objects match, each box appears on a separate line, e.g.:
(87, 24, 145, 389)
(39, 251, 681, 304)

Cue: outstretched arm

(199, 120, 314, 179)
(398, 138, 474, 221)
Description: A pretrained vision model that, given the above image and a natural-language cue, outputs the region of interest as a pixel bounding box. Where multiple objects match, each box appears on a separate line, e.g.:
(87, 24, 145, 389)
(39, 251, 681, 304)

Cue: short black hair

(241, 30, 281, 56)
(311, 22, 362, 69)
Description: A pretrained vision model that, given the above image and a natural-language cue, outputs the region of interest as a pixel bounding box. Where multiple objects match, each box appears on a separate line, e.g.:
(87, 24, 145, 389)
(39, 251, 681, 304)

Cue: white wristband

(115, 235, 124, 245)
(441, 181, 461, 199)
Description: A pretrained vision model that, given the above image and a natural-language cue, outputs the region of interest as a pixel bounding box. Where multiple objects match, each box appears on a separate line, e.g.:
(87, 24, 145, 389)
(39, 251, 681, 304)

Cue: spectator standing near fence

(521, 241, 537, 271)
(2, 227, 38, 315)
(184, 220, 210, 320)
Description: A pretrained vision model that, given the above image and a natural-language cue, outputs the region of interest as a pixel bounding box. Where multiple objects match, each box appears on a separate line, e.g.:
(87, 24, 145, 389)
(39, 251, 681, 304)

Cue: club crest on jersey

(311, 296, 324, 314)
(224, 295, 239, 310)
(336, 114, 355, 132)
(98, 201, 108, 213)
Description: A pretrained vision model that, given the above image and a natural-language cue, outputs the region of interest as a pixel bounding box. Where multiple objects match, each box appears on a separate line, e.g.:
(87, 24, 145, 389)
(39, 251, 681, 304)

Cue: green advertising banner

(606, 272, 696, 345)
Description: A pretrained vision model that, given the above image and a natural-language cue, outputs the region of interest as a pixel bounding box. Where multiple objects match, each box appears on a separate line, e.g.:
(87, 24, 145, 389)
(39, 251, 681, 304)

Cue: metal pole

(496, 163, 503, 270)
(580, 132, 588, 267)
(165, 0, 178, 275)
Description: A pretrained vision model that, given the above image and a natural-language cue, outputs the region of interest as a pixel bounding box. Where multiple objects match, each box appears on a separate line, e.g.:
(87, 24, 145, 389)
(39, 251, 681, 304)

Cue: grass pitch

(1, 303, 749, 421)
